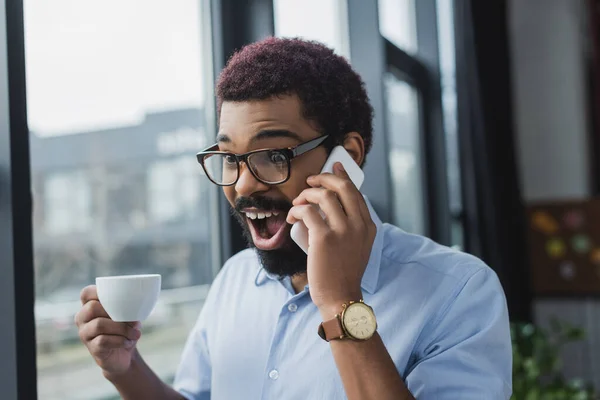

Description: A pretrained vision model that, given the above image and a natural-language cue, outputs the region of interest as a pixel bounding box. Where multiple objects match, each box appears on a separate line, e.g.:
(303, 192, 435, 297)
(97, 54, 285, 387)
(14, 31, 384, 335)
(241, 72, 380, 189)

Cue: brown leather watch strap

(318, 317, 345, 341)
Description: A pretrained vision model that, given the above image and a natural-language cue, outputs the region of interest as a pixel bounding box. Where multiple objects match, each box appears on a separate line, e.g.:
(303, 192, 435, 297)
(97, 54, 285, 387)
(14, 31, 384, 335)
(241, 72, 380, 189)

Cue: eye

(224, 154, 237, 165)
(268, 151, 287, 164)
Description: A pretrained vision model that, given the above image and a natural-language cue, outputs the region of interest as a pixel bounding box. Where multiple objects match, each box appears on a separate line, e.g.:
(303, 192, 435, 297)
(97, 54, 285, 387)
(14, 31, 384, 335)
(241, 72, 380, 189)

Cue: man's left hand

(287, 162, 377, 319)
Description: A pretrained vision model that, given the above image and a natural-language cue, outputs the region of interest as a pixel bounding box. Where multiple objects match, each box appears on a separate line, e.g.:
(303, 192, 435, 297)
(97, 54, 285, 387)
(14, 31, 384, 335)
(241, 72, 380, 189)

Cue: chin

(255, 245, 308, 278)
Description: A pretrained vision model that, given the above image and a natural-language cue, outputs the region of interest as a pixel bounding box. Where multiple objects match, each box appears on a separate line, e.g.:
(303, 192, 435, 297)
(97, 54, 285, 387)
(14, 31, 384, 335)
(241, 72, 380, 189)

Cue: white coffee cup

(96, 274, 161, 322)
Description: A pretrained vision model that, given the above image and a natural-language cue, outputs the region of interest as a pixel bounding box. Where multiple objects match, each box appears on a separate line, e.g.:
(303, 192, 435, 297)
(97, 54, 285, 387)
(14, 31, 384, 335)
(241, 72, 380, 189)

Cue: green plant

(511, 320, 597, 400)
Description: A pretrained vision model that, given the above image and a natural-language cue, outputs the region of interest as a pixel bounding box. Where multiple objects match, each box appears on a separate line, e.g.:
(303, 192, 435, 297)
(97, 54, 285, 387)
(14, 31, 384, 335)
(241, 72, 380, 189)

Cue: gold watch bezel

(339, 299, 377, 341)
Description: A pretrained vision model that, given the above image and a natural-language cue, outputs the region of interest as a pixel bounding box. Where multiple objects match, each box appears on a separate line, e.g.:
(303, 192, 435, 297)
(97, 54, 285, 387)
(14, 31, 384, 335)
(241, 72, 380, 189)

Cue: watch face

(342, 302, 376, 340)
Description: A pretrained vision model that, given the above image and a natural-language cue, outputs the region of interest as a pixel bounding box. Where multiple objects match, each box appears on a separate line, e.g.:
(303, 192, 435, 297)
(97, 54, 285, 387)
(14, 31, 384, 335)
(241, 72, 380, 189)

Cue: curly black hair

(216, 36, 374, 161)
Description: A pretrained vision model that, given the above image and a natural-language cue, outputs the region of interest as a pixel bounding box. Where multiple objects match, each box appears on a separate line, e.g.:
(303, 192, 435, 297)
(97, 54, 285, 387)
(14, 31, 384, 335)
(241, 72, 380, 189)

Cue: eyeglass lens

(203, 150, 289, 185)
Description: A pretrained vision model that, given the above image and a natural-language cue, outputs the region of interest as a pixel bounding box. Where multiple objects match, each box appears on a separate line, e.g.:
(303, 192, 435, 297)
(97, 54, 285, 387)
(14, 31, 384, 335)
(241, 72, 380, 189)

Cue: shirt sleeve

(405, 267, 512, 399)
(172, 269, 226, 400)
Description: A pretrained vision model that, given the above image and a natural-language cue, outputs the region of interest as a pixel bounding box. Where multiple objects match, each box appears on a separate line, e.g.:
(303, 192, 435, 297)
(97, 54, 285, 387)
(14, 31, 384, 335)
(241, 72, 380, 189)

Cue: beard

(232, 196, 307, 277)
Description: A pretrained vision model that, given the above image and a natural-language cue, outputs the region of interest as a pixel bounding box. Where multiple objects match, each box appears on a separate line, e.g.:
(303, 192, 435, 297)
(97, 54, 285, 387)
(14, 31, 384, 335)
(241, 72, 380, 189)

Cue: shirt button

(287, 303, 298, 312)
(269, 369, 279, 380)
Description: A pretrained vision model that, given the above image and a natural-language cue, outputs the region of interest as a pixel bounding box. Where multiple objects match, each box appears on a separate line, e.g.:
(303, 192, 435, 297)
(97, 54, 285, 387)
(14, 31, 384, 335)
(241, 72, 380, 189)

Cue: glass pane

(274, 0, 350, 58)
(384, 73, 426, 235)
(436, 0, 463, 249)
(203, 153, 237, 185)
(248, 151, 289, 183)
(378, 0, 418, 53)
(44, 171, 92, 235)
(25, 1, 216, 399)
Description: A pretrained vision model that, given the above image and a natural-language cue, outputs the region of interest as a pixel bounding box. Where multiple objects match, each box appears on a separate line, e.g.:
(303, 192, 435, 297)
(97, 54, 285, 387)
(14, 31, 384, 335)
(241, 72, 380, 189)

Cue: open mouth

(243, 209, 291, 250)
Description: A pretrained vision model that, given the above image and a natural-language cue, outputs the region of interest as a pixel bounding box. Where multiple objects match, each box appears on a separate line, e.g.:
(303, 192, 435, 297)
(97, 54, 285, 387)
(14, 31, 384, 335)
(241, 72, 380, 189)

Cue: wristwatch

(318, 299, 377, 342)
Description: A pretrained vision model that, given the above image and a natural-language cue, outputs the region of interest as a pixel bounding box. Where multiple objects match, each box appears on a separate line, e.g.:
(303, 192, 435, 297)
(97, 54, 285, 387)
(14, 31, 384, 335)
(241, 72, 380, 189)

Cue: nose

(234, 163, 270, 197)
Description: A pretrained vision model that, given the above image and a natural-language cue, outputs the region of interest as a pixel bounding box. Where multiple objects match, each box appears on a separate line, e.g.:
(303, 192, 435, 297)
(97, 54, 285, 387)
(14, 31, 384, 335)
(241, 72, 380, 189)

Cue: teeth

(245, 211, 281, 219)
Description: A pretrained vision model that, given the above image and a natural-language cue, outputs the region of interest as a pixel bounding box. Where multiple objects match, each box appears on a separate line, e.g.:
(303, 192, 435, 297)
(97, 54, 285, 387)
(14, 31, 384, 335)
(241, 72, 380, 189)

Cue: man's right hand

(75, 285, 142, 377)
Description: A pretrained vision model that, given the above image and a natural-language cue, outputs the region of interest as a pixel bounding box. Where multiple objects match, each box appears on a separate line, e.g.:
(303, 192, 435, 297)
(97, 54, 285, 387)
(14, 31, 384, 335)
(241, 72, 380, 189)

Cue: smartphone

(290, 146, 365, 253)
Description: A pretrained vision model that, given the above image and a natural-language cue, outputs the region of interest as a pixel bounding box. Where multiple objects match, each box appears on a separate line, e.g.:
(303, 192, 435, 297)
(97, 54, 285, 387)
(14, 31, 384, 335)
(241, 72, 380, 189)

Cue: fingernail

(335, 163, 345, 172)
(125, 339, 135, 348)
(133, 328, 142, 339)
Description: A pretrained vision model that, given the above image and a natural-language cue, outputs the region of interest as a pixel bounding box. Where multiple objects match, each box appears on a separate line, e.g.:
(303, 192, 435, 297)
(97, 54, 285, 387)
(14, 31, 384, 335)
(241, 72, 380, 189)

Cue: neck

(291, 273, 308, 294)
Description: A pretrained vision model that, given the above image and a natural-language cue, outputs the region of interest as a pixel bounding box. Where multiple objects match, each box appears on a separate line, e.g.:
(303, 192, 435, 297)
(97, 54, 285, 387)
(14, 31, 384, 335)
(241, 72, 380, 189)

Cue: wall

(508, 0, 600, 388)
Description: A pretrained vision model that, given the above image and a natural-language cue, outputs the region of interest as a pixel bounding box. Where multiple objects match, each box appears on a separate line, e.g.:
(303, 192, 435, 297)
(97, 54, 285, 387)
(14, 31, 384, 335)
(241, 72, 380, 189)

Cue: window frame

(0, 0, 38, 397)
(210, 0, 276, 260)
(348, 0, 452, 244)
(3, 0, 222, 397)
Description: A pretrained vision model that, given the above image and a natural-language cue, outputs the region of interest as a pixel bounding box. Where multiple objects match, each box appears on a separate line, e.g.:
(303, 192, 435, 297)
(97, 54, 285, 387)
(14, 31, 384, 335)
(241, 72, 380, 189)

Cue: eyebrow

(216, 129, 303, 145)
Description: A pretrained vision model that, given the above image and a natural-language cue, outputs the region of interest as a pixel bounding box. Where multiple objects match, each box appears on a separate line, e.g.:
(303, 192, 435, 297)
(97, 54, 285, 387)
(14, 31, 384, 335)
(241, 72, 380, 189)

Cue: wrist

(102, 349, 140, 384)
(317, 290, 363, 320)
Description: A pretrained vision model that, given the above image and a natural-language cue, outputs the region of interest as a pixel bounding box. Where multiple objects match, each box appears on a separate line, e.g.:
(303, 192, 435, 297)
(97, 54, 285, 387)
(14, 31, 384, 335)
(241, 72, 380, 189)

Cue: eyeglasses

(196, 135, 330, 186)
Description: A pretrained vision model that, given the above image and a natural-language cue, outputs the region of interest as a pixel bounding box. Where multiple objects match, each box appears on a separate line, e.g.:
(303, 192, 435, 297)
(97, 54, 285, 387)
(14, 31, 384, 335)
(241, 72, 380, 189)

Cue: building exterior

(30, 108, 214, 300)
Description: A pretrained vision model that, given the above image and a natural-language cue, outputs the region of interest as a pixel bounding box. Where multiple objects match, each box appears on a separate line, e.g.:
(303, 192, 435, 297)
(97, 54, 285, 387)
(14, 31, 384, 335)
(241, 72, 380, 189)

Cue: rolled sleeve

(406, 267, 512, 399)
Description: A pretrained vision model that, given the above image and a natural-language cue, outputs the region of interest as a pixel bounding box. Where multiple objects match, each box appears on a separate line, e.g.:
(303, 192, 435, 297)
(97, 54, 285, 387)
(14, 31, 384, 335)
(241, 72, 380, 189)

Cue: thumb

(333, 162, 348, 178)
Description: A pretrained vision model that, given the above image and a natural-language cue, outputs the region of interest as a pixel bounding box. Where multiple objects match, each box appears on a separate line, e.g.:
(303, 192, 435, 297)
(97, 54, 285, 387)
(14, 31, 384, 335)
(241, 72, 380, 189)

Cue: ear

(342, 132, 365, 167)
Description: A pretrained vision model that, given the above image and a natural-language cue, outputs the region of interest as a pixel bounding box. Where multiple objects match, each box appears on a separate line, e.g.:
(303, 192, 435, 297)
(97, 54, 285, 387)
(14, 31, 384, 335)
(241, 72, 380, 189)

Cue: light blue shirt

(173, 200, 512, 399)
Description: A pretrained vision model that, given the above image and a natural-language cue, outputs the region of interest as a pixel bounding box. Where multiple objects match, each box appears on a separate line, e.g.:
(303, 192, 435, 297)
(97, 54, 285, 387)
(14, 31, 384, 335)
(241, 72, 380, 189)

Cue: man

(75, 37, 512, 399)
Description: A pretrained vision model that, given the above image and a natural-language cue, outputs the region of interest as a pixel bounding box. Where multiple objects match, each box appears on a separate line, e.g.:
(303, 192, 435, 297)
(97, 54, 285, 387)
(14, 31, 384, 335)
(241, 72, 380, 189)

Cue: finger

(75, 299, 109, 326)
(292, 188, 347, 228)
(286, 204, 329, 233)
(307, 166, 361, 218)
(355, 189, 372, 224)
(333, 161, 350, 179)
(88, 334, 138, 352)
(80, 317, 141, 342)
(80, 285, 98, 305)
(334, 163, 372, 224)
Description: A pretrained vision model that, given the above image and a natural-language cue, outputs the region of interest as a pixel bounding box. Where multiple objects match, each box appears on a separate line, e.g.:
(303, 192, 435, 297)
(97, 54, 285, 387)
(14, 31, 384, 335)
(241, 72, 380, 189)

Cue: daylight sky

(24, 0, 441, 137)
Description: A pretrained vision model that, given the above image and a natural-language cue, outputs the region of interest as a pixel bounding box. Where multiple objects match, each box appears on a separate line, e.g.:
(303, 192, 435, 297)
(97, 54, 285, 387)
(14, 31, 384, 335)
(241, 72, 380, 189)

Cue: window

(273, 0, 350, 58)
(437, 0, 464, 248)
(378, 0, 418, 53)
(384, 73, 426, 234)
(103, 166, 148, 231)
(148, 156, 203, 224)
(377, 0, 457, 245)
(24, 1, 216, 399)
(44, 170, 92, 235)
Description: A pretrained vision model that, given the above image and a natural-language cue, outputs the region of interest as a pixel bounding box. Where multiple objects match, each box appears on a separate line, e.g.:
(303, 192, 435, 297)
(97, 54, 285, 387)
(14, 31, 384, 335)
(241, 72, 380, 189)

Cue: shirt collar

(254, 196, 383, 294)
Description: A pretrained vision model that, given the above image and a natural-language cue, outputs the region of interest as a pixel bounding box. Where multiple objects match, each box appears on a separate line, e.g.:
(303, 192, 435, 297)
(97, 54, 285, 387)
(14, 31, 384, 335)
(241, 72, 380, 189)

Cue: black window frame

(0, 0, 38, 397)
(348, 0, 453, 244)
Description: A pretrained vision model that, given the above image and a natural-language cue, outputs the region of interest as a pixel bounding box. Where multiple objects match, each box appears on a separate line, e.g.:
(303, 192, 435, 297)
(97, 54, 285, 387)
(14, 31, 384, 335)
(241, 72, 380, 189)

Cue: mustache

(233, 196, 293, 214)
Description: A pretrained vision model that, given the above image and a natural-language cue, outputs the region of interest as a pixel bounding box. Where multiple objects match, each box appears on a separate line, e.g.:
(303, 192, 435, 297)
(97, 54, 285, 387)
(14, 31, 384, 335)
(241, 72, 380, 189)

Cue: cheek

(284, 152, 327, 199)
(223, 187, 236, 207)
(280, 172, 311, 201)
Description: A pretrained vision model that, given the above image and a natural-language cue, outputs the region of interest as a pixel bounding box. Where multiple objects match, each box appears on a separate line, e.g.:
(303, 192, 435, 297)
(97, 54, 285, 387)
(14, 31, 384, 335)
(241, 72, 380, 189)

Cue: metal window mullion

(347, 0, 394, 222)
(0, 0, 37, 398)
(413, 0, 452, 246)
(210, 0, 275, 261)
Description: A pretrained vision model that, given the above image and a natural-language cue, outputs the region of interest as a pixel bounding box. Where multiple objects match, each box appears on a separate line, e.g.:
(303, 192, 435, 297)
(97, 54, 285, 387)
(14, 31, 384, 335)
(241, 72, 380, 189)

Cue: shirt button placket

(262, 298, 305, 399)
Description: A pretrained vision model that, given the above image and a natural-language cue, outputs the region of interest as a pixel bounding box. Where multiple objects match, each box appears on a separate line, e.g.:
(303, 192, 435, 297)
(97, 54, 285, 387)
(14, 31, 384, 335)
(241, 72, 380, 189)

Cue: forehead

(218, 95, 318, 145)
